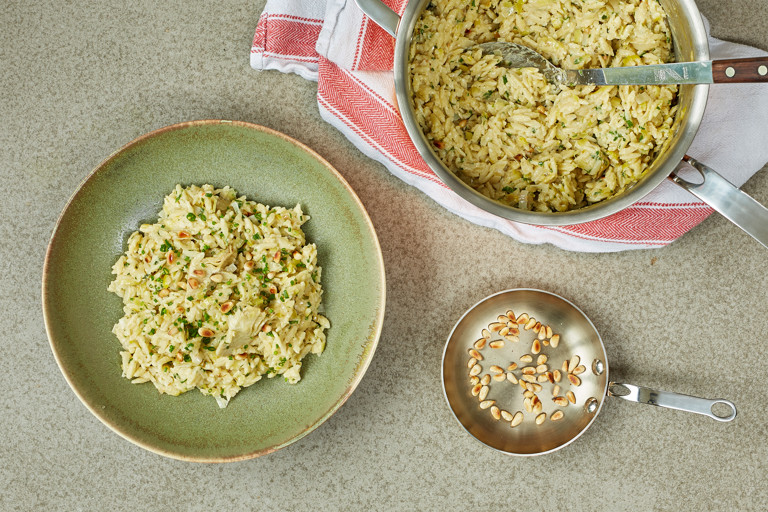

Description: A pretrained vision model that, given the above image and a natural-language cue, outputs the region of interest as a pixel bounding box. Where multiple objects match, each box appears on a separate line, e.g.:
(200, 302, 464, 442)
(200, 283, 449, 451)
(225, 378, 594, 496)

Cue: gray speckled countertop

(3, 1, 768, 510)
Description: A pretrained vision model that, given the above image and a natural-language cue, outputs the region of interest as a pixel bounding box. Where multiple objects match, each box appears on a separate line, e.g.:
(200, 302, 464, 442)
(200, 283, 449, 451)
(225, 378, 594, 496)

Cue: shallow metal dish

(442, 289, 735, 456)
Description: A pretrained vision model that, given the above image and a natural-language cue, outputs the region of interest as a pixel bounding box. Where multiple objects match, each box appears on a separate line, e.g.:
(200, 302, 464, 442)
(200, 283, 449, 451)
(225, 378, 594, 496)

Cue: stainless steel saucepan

(354, 0, 768, 247)
(441, 289, 736, 456)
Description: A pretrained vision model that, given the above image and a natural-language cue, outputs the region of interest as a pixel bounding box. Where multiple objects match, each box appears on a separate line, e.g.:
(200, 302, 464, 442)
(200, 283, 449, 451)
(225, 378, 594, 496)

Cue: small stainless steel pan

(441, 289, 736, 456)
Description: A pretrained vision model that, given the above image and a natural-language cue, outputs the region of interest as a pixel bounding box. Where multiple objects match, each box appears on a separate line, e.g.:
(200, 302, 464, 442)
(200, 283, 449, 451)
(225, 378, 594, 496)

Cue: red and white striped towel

(251, 0, 768, 252)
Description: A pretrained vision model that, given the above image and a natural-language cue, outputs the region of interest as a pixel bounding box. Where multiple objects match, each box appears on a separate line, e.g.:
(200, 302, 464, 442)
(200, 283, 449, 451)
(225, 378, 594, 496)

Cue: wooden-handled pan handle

(712, 56, 768, 83)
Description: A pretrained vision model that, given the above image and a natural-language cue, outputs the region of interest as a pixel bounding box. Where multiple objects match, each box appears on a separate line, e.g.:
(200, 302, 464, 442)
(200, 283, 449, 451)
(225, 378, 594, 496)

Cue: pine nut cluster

(466, 310, 584, 427)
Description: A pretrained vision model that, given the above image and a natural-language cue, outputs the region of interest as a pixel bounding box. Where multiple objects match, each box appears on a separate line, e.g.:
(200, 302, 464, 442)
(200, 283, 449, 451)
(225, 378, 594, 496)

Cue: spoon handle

(570, 57, 768, 85)
(712, 57, 768, 83)
(565, 62, 714, 85)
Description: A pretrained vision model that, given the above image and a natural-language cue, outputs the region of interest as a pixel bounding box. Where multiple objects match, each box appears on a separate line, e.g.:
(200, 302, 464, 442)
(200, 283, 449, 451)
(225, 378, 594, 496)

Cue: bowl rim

(42, 119, 387, 462)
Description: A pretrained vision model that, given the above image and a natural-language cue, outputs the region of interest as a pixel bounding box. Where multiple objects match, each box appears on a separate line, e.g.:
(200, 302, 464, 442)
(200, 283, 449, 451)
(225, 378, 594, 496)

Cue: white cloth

(251, 0, 768, 252)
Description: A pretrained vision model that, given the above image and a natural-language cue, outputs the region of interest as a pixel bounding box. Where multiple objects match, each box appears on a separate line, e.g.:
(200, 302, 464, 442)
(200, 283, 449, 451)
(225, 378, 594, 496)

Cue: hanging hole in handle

(710, 400, 737, 422)
(671, 157, 705, 187)
(607, 383, 630, 397)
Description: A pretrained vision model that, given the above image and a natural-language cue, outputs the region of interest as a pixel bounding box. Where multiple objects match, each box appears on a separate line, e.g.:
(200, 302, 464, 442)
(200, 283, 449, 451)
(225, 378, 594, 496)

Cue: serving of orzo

(108, 184, 329, 408)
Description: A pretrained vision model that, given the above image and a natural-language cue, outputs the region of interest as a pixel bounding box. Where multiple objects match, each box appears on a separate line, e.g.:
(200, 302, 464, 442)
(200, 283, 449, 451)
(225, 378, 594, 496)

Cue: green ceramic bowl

(43, 120, 386, 462)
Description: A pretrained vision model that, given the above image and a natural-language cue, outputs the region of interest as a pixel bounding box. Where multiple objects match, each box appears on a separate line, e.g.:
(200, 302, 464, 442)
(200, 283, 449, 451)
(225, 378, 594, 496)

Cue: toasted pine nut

(535, 413, 546, 425)
(562, 360, 569, 373)
(534, 322, 543, 336)
(490, 365, 504, 374)
(546, 372, 555, 384)
(531, 339, 541, 355)
(499, 326, 509, 336)
(469, 349, 483, 361)
(491, 406, 501, 420)
(199, 327, 215, 337)
(506, 372, 518, 384)
(546, 325, 553, 338)
(525, 382, 535, 392)
(522, 374, 536, 383)
(573, 365, 586, 375)
(552, 384, 561, 396)
(481, 374, 491, 386)
(523, 390, 534, 398)
(537, 355, 548, 365)
(505, 310, 516, 321)
(469, 364, 482, 376)
(178, 231, 190, 239)
(567, 391, 576, 404)
(470, 375, 480, 385)
(520, 354, 533, 363)
(167, 252, 175, 264)
(193, 269, 205, 277)
(568, 374, 581, 386)
(481, 329, 491, 339)
(533, 396, 542, 413)
(536, 374, 549, 383)
(210, 273, 223, 282)
(220, 302, 233, 313)
(507, 327, 520, 336)
(507, 363, 518, 372)
(551, 410, 564, 421)
(473, 338, 486, 350)
(504, 335, 520, 343)
(532, 383, 542, 392)
(489, 322, 505, 332)
(497, 315, 508, 323)
(501, 410, 514, 422)
(479, 400, 495, 409)
(471, 383, 482, 396)
(244, 260, 256, 270)
(273, 251, 281, 262)
(187, 278, 199, 289)
(479, 385, 489, 401)
(522, 366, 536, 375)
(516, 313, 529, 325)
(550, 334, 560, 347)
(553, 369, 562, 383)
(467, 357, 477, 369)
(536, 364, 548, 373)
(553, 396, 568, 407)
(524, 397, 532, 412)
(158, 288, 170, 298)
(510, 411, 524, 427)
(493, 373, 506, 382)
(524, 318, 537, 330)
(489, 340, 505, 349)
(569, 356, 580, 373)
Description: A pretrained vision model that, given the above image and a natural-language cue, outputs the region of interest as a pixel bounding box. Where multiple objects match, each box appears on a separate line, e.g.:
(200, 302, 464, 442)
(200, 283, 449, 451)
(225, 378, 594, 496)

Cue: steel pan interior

(394, 0, 710, 225)
(442, 289, 609, 455)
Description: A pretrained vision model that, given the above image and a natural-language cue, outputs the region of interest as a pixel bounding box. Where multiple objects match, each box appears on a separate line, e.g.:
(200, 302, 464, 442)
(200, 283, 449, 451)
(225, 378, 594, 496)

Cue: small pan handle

(669, 156, 768, 249)
(712, 57, 768, 83)
(353, 0, 400, 37)
(608, 382, 736, 422)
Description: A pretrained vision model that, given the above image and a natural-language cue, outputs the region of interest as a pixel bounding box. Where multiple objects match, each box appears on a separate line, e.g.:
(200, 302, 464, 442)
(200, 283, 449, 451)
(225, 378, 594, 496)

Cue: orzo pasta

(108, 184, 328, 408)
(409, 0, 678, 212)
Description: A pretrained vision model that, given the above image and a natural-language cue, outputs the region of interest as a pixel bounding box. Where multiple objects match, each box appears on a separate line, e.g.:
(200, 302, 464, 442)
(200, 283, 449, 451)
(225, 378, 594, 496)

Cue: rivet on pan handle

(608, 382, 737, 422)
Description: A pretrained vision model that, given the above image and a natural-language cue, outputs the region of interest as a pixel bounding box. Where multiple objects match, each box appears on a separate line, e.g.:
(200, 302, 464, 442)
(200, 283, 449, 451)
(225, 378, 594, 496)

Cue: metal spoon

(477, 41, 768, 86)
